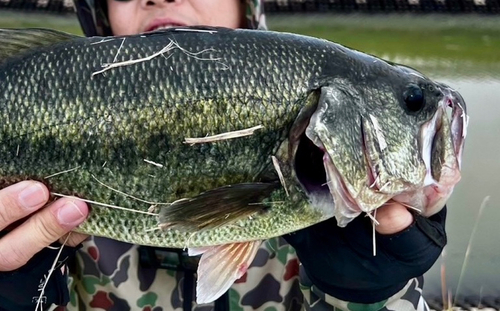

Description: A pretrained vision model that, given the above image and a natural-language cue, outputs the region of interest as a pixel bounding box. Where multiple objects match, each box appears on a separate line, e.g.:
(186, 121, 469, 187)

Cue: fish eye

(404, 84, 425, 112)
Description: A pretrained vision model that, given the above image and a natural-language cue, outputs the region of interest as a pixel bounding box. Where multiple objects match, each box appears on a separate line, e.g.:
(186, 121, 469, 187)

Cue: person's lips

(145, 18, 187, 32)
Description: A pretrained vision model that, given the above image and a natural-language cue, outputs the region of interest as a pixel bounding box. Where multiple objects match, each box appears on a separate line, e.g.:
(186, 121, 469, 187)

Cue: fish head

(290, 62, 468, 226)
(389, 66, 468, 218)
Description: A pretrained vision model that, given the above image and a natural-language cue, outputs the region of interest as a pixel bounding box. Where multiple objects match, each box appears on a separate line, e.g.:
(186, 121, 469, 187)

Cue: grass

(274, 21, 500, 63)
(268, 14, 500, 76)
(0, 11, 83, 35)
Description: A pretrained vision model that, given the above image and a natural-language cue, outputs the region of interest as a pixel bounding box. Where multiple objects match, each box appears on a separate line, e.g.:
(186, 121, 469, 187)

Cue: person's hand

(284, 201, 447, 303)
(374, 201, 414, 234)
(0, 181, 89, 271)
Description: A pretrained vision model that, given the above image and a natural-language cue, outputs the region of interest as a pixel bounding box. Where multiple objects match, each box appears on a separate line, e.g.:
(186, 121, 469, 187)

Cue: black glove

(284, 207, 447, 304)
(0, 233, 81, 311)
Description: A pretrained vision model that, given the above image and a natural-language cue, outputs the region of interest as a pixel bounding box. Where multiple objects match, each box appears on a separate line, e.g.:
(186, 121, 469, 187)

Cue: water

(422, 77, 500, 300)
(1, 11, 500, 304)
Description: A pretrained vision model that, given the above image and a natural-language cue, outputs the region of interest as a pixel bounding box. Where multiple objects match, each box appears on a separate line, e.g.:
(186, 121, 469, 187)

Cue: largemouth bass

(0, 27, 467, 303)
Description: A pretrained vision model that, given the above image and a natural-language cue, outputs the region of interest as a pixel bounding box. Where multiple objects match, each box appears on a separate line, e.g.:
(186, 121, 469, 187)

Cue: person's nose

(142, 0, 178, 8)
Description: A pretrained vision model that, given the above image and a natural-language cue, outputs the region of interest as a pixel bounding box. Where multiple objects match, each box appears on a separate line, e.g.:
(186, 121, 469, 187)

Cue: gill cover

(305, 85, 393, 226)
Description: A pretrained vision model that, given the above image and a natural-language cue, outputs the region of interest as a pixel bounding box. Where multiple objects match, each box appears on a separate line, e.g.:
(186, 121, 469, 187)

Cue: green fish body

(0, 27, 467, 250)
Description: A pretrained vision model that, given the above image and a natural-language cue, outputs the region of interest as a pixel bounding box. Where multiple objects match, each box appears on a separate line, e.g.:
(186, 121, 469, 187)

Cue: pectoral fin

(158, 183, 279, 230)
(191, 241, 262, 304)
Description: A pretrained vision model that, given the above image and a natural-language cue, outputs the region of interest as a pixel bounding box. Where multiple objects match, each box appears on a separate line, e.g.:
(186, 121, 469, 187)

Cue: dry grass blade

(174, 28, 217, 34)
(453, 196, 490, 307)
(92, 40, 175, 76)
(369, 114, 387, 151)
(478, 286, 484, 309)
(112, 37, 126, 63)
(248, 201, 285, 206)
(378, 181, 392, 193)
(365, 210, 380, 226)
(397, 201, 422, 213)
(143, 159, 164, 168)
(44, 166, 81, 179)
(447, 289, 452, 311)
(441, 249, 449, 310)
(91, 174, 171, 206)
(51, 192, 159, 216)
(372, 209, 377, 256)
(271, 156, 289, 197)
(184, 125, 263, 144)
(90, 38, 115, 45)
(369, 174, 380, 189)
(92, 38, 219, 76)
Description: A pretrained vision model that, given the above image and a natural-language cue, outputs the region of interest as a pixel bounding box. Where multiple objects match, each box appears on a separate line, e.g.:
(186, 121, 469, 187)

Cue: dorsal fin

(0, 28, 80, 64)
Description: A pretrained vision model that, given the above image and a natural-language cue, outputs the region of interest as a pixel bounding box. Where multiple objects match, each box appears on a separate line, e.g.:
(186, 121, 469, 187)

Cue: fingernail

(57, 201, 86, 226)
(18, 183, 47, 210)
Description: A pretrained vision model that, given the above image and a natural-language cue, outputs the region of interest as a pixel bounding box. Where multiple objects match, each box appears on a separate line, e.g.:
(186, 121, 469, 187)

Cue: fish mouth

(394, 86, 468, 216)
(293, 131, 362, 223)
(289, 94, 354, 220)
(293, 132, 327, 195)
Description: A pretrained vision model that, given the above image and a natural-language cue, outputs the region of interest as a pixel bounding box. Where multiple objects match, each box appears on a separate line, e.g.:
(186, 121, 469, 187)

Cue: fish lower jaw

(322, 152, 370, 227)
(293, 129, 401, 226)
(392, 181, 454, 217)
(423, 184, 452, 216)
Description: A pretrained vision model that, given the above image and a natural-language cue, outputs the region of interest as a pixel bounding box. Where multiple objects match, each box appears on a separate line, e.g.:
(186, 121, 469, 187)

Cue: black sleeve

(0, 236, 80, 311)
(284, 206, 447, 304)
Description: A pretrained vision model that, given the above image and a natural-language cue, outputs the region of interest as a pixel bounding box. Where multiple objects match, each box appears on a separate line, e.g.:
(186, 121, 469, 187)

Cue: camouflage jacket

(57, 236, 430, 311)
(64, 237, 303, 311)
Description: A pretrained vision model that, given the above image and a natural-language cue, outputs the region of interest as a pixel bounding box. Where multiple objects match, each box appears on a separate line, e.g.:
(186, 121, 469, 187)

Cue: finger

(382, 200, 408, 210)
(59, 232, 90, 247)
(0, 181, 50, 231)
(0, 198, 88, 271)
(375, 202, 413, 235)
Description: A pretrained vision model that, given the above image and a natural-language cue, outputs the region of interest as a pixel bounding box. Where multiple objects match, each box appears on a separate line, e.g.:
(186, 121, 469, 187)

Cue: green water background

(1, 11, 499, 301)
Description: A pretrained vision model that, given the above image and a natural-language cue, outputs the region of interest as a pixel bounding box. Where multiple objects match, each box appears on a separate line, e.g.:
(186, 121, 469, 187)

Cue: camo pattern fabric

(59, 236, 303, 311)
(51, 236, 431, 311)
(300, 267, 431, 311)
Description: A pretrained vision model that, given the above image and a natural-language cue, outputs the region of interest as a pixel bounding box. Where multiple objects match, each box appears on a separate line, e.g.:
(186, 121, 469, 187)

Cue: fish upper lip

(144, 18, 187, 32)
(448, 93, 468, 167)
